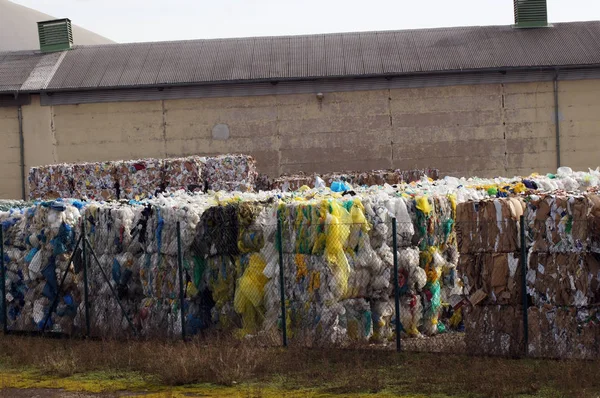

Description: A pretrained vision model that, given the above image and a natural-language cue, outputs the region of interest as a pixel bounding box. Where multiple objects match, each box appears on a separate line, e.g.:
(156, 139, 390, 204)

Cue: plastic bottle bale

(339, 298, 373, 342)
(72, 162, 118, 201)
(385, 197, 414, 247)
(233, 253, 268, 337)
(193, 205, 240, 258)
(85, 203, 137, 256)
(397, 247, 425, 294)
(237, 202, 266, 254)
(204, 255, 240, 330)
(371, 299, 395, 342)
(400, 293, 423, 337)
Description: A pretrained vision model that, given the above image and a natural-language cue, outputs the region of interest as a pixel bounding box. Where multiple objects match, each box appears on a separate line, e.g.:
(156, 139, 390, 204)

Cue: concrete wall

(3, 79, 599, 199)
(0, 107, 22, 199)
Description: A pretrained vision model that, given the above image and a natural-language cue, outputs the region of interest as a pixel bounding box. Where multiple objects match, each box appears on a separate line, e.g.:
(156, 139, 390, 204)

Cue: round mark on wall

(212, 123, 230, 140)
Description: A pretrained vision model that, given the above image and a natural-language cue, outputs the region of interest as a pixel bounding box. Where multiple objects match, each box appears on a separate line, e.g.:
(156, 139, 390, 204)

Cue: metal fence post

(277, 216, 287, 347)
(82, 221, 91, 337)
(519, 215, 529, 357)
(1, 228, 7, 334)
(392, 218, 401, 352)
(177, 221, 186, 341)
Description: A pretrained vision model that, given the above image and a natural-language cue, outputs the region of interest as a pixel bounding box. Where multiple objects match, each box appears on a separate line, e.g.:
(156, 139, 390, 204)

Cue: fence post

(82, 220, 91, 337)
(176, 221, 186, 341)
(392, 218, 401, 352)
(519, 215, 529, 357)
(1, 228, 7, 334)
(277, 215, 287, 347)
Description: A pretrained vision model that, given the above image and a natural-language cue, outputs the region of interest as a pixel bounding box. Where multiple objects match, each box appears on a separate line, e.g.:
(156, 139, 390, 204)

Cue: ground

(1, 334, 599, 398)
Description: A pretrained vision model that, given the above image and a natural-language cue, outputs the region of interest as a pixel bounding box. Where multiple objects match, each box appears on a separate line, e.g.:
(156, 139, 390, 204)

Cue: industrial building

(1, 0, 600, 199)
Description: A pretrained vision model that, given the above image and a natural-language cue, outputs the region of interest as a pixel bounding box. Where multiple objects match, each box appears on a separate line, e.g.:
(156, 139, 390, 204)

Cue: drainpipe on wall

(554, 69, 561, 169)
(18, 106, 25, 200)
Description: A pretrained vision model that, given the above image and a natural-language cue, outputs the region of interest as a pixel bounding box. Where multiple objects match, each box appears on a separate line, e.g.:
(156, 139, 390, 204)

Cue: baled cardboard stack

(457, 197, 526, 356)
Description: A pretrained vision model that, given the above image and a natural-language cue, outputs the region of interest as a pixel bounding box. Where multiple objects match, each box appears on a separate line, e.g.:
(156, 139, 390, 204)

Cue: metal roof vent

(37, 18, 73, 53)
(513, 0, 548, 28)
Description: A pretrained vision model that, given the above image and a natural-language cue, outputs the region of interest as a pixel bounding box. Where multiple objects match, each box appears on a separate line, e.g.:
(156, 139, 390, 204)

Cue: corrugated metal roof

(3, 21, 600, 94)
(0, 50, 45, 92)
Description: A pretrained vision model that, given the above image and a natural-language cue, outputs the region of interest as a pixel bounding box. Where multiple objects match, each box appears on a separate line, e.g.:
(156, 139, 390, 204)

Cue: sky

(10, 0, 600, 43)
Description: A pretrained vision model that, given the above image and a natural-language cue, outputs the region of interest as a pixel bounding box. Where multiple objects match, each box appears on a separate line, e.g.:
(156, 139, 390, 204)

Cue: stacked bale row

(270, 168, 439, 191)
(457, 193, 600, 359)
(1, 189, 464, 345)
(524, 193, 600, 359)
(457, 198, 526, 357)
(29, 154, 257, 200)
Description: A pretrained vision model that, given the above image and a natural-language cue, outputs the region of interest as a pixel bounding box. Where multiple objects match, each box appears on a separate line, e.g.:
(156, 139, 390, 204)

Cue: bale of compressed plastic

(1, 202, 82, 333)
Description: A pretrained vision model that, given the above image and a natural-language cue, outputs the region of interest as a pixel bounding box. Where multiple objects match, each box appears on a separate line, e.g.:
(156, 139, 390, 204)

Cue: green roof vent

(513, 0, 548, 28)
(37, 18, 73, 53)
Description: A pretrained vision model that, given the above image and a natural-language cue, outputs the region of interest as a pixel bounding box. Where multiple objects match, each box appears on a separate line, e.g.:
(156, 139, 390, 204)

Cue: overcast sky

(10, 0, 600, 43)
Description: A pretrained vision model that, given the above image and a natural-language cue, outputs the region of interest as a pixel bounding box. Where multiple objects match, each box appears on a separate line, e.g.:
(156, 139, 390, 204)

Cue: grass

(1, 333, 600, 397)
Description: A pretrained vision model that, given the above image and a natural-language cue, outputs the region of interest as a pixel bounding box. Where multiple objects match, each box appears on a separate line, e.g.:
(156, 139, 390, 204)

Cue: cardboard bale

(117, 158, 163, 199)
(526, 195, 589, 253)
(458, 253, 522, 305)
(464, 305, 524, 357)
(528, 306, 600, 359)
(162, 156, 204, 192)
(72, 162, 118, 201)
(527, 252, 600, 307)
(587, 194, 600, 253)
(456, 198, 524, 254)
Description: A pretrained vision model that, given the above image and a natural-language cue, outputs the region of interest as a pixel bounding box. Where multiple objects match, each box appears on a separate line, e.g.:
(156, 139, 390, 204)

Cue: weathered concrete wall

(7, 79, 600, 200)
(0, 106, 22, 199)
(559, 80, 600, 169)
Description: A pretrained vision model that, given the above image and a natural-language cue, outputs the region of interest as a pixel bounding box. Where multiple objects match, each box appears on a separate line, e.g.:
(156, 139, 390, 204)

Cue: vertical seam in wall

(50, 105, 58, 162)
(276, 96, 282, 177)
(18, 106, 25, 200)
(161, 100, 168, 157)
(501, 83, 508, 174)
(388, 88, 394, 168)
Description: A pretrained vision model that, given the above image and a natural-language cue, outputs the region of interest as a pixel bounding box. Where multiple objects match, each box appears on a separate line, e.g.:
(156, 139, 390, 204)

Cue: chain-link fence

(4, 197, 597, 359)
(0, 202, 466, 352)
